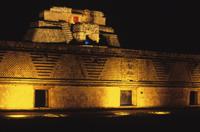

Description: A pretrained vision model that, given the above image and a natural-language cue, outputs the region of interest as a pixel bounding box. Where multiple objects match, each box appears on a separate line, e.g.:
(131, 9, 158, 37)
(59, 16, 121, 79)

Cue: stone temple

(0, 6, 200, 110)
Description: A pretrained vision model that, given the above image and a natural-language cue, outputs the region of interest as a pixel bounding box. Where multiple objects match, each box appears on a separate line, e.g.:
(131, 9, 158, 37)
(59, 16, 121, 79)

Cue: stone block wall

(49, 86, 120, 109)
(136, 87, 189, 108)
(0, 84, 34, 109)
(0, 48, 197, 82)
(0, 44, 200, 109)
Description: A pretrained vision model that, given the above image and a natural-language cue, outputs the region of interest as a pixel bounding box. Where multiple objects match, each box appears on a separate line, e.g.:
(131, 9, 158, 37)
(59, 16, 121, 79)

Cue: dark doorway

(190, 91, 198, 105)
(35, 90, 48, 107)
(120, 90, 132, 106)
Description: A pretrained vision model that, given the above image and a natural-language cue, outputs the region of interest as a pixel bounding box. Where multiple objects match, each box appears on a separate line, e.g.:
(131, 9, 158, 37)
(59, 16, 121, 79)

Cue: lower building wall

(136, 87, 189, 108)
(49, 86, 120, 109)
(0, 84, 200, 110)
(0, 84, 34, 109)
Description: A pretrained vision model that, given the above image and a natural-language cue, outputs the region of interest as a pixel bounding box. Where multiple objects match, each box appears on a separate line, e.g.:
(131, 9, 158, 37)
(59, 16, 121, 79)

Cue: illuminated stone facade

(0, 41, 200, 110)
(0, 7, 200, 110)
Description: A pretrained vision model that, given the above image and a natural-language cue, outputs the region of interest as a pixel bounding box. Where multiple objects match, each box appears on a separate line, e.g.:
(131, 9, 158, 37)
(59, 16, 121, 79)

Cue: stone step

(61, 23, 73, 43)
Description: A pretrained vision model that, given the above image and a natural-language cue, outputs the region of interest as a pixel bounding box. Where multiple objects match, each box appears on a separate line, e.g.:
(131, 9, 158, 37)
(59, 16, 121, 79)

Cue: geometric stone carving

(152, 60, 173, 81)
(30, 52, 61, 77)
(0, 51, 7, 63)
(191, 62, 200, 82)
(80, 56, 107, 79)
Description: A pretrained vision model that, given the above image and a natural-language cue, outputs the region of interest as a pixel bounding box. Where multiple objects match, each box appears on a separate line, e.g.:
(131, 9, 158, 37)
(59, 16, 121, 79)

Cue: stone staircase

(61, 23, 73, 43)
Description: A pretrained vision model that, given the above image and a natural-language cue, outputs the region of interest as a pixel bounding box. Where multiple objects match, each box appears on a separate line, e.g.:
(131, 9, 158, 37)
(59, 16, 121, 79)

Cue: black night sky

(0, 0, 198, 53)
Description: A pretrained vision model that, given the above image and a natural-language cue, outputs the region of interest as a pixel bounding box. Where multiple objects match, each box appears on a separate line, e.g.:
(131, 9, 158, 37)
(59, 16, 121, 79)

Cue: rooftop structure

(24, 7, 120, 47)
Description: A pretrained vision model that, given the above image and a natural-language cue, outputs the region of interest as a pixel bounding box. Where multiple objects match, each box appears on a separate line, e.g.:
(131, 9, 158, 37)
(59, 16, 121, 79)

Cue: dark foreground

(0, 108, 200, 132)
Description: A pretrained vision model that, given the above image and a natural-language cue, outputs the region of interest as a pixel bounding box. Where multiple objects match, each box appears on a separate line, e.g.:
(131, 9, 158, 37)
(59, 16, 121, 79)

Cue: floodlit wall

(0, 84, 34, 109)
(136, 87, 189, 108)
(1, 43, 200, 109)
(49, 86, 120, 108)
(1, 85, 200, 109)
(0, 51, 124, 79)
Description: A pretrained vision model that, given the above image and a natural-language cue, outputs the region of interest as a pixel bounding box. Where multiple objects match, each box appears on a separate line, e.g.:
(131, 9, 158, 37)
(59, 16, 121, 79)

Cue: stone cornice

(1, 41, 200, 61)
(1, 77, 200, 88)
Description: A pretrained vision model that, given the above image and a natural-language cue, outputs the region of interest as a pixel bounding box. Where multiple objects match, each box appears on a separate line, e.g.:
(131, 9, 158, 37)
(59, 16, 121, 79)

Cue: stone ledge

(1, 41, 200, 61)
(0, 77, 200, 87)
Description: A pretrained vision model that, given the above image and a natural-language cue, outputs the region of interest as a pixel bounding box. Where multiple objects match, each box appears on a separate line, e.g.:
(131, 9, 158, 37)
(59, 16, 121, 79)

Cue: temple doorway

(35, 90, 48, 108)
